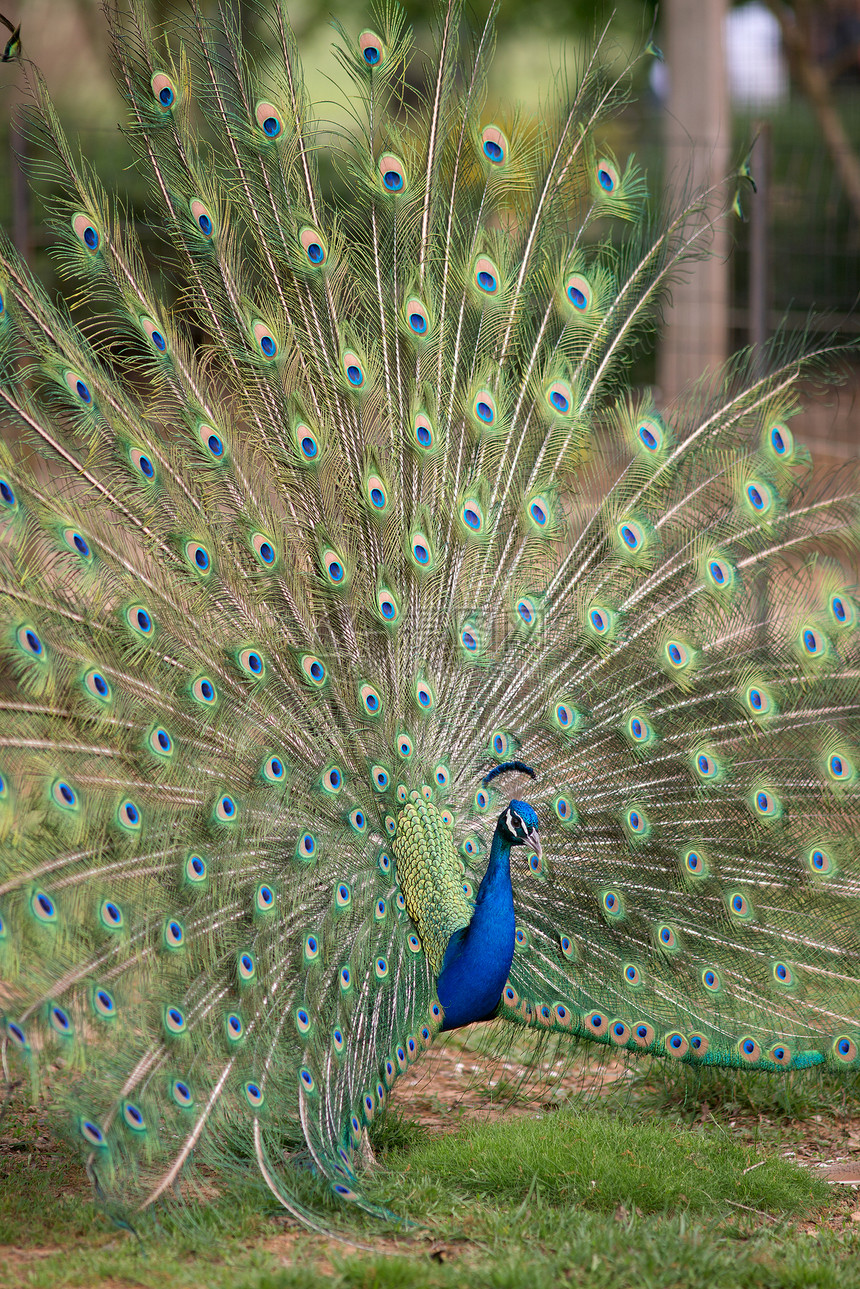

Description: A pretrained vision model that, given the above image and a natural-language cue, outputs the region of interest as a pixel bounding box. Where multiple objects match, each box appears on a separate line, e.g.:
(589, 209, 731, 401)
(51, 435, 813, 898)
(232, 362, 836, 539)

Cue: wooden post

(748, 122, 771, 375)
(658, 0, 731, 403)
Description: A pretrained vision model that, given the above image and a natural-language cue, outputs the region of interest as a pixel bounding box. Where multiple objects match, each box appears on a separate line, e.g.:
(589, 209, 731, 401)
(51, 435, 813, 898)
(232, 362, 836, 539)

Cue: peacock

(1, 0, 859, 1236)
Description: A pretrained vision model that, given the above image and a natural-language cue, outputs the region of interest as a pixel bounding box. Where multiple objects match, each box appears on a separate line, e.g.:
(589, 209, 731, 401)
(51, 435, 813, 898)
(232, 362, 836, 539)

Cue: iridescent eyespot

(190, 199, 215, 237)
(239, 648, 265, 678)
(554, 795, 575, 824)
(772, 960, 794, 986)
(745, 480, 773, 514)
(322, 765, 343, 794)
(141, 317, 168, 353)
(294, 1006, 311, 1033)
(65, 370, 93, 405)
(72, 212, 100, 254)
(92, 987, 116, 1018)
(801, 627, 825, 657)
(378, 851, 391, 873)
(490, 730, 510, 758)
(117, 799, 142, 830)
(473, 256, 500, 296)
(434, 764, 449, 788)
(414, 679, 435, 710)
(610, 1020, 631, 1045)
(17, 624, 45, 658)
(151, 72, 177, 110)
(585, 1011, 607, 1036)
(358, 29, 384, 64)
(126, 604, 153, 636)
(560, 935, 576, 960)
(727, 891, 752, 919)
(349, 809, 366, 833)
(215, 794, 237, 822)
(378, 154, 406, 193)
(473, 390, 497, 427)
(294, 423, 320, 463)
(299, 226, 327, 266)
(323, 549, 347, 583)
(701, 968, 720, 992)
(183, 540, 210, 574)
(0, 478, 16, 509)
(753, 788, 779, 818)
(807, 847, 834, 876)
(172, 1079, 194, 1107)
(225, 1013, 244, 1042)
(51, 779, 78, 810)
(527, 495, 550, 528)
(340, 965, 352, 991)
(304, 934, 320, 961)
(397, 734, 413, 759)
(632, 1022, 655, 1048)
(545, 380, 572, 416)
(665, 640, 689, 668)
(372, 766, 390, 791)
(80, 1119, 106, 1147)
(461, 501, 484, 533)
(263, 755, 285, 782)
(404, 298, 430, 337)
(596, 160, 619, 192)
(707, 557, 734, 590)
(481, 125, 508, 165)
(148, 727, 174, 758)
(690, 1034, 709, 1056)
(769, 1044, 792, 1067)
(618, 520, 645, 552)
(565, 273, 592, 312)
(31, 890, 57, 923)
(252, 533, 277, 567)
(255, 101, 283, 138)
(628, 714, 651, 743)
(738, 1037, 761, 1063)
(360, 682, 382, 716)
(683, 849, 706, 877)
(768, 423, 793, 457)
(626, 807, 648, 835)
(695, 751, 718, 779)
(602, 889, 624, 917)
(638, 417, 664, 452)
(833, 1036, 858, 1063)
(163, 1005, 186, 1035)
(99, 899, 124, 930)
(589, 607, 610, 634)
(665, 1032, 689, 1058)
(164, 918, 184, 950)
(828, 752, 854, 781)
(656, 924, 678, 950)
(185, 853, 207, 884)
(299, 654, 327, 688)
(624, 964, 642, 986)
(413, 413, 435, 451)
(198, 423, 226, 460)
(297, 832, 317, 861)
(252, 321, 278, 359)
(255, 883, 275, 913)
(192, 675, 217, 705)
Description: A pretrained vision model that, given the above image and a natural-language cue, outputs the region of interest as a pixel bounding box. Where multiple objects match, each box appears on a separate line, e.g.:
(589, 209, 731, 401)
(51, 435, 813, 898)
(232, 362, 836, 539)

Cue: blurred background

(0, 0, 858, 463)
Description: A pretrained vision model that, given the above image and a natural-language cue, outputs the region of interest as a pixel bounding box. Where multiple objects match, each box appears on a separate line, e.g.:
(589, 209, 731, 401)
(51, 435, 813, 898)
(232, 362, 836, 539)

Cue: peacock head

(498, 800, 541, 859)
(483, 761, 541, 858)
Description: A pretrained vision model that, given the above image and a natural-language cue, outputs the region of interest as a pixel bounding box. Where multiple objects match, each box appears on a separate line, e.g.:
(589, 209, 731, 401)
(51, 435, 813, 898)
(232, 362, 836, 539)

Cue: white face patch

(506, 808, 522, 836)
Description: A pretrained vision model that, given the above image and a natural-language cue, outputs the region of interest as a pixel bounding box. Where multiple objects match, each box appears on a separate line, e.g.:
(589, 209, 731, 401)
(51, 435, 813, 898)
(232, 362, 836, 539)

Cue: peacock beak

(527, 830, 541, 860)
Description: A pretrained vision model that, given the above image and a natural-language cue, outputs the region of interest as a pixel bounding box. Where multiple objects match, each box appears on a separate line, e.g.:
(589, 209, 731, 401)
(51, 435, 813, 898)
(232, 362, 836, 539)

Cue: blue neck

(436, 823, 516, 1031)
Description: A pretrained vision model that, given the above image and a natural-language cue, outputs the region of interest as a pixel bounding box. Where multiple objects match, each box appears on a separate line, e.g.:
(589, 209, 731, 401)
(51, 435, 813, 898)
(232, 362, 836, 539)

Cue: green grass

(3, 1075, 860, 1289)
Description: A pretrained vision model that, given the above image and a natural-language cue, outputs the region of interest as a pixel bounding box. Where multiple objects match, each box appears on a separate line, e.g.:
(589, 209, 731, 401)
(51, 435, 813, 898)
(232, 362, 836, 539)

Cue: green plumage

(0, 0, 857, 1234)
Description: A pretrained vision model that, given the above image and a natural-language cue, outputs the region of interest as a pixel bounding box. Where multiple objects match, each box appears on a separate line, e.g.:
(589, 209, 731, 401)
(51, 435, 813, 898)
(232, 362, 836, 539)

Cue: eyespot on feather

(545, 380, 573, 416)
(238, 648, 265, 679)
(191, 675, 218, 705)
(378, 153, 407, 193)
(197, 423, 227, 460)
(252, 321, 278, 360)
(342, 350, 365, 388)
(151, 72, 178, 110)
(84, 669, 112, 703)
(72, 213, 101, 253)
(141, 317, 169, 354)
(255, 102, 283, 138)
(596, 159, 620, 193)
(299, 226, 327, 266)
(565, 273, 593, 313)
(64, 370, 93, 405)
(413, 412, 435, 451)
(481, 125, 509, 165)
(358, 30, 385, 66)
(184, 540, 211, 575)
(473, 255, 501, 296)
(404, 297, 430, 338)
